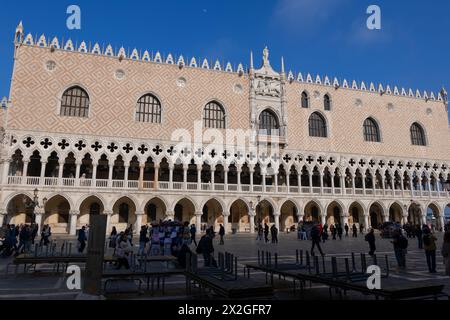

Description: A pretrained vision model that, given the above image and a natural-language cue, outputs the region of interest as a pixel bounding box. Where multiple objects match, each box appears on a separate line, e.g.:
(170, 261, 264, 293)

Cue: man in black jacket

(365, 228, 376, 256)
(219, 224, 225, 245)
(311, 224, 325, 257)
(197, 229, 215, 267)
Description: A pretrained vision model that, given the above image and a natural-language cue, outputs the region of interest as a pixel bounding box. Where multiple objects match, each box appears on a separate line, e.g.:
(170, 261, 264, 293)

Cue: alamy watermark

(66, 265, 81, 290)
(366, 265, 381, 290)
(67, 5, 81, 30)
(366, 5, 381, 30)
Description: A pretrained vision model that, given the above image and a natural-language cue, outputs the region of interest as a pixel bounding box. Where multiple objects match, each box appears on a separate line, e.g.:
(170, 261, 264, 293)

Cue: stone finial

(263, 46, 269, 66)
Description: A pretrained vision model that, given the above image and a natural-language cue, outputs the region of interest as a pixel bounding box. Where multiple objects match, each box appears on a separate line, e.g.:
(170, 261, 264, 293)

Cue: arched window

(259, 109, 280, 136)
(324, 94, 331, 111)
(60, 86, 90, 118)
(410, 123, 426, 146)
(204, 101, 226, 129)
(136, 94, 162, 123)
(363, 118, 381, 142)
(301, 91, 309, 108)
(309, 112, 327, 137)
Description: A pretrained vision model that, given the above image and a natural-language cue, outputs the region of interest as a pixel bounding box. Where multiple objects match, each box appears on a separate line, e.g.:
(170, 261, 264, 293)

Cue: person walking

(115, 236, 132, 270)
(441, 231, 450, 277)
(109, 227, 118, 249)
(337, 224, 343, 240)
(344, 224, 349, 237)
(416, 225, 423, 249)
(330, 224, 336, 240)
(321, 226, 328, 243)
(257, 223, 263, 241)
(77, 226, 87, 254)
(365, 228, 376, 256)
(271, 224, 278, 244)
(196, 229, 215, 267)
(190, 224, 197, 247)
(31, 223, 38, 245)
(352, 224, 358, 238)
(219, 224, 225, 245)
(138, 225, 149, 256)
(422, 227, 437, 273)
(359, 224, 364, 235)
(264, 223, 270, 243)
(392, 229, 408, 270)
(310, 224, 325, 257)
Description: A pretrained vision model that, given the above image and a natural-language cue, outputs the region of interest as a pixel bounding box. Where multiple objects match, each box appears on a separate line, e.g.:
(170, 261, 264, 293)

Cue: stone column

(22, 161, 29, 185)
(262, 173, 267, 192)
(286, 171, 290, 192)
(40, 161, 47, 186)
(92, 164, 98, 187)
(224, 168, 229, 191)
(343, 215, 349, 227)
(391, 177, 395, 193)
(169, 165, 174, 189)
(107, 162, 113, 187)
(381, 175, 386, 196)
(384, 214, 389, 223)
(362, 172, 366, 195)
(183, 165, 188, 190)
(58, 160, 64, 186)
(222, 211, 230, 234)
(372, 173, 376, 195)
(439, 215, 445, 232)
(274, 172, 279, 192)
(341, 175, 345, 195)
(331, 174, 335, 195)
(274, 213, 280, 231)
(69, 210, 80, 236)
(249, 209, 256, 234)
(197, 168, 202, 190)
(419, 176, 423, 197)
(351, 174, 356, 195)
(249, 169, 254, 192)
(410, 176, 415, 197)
(237, 169, 242, 191)
(309, 172, 313, 194)
(319, 171, 323, 195)
(104, 210, 113, 234)
(138, 163, 145, 190)
(321, 214, 326, 226)
(422, 213, 427, 226)
(135, 211, 144, 233)
(124, 165, 129, 189)
(165, 209, 175, 222)
(1, 159, 11, 185)
(154, 165, 159, 190)
(210, 169, 215, 191)
(363, 214, 370, 231)
(195, 211, 202, 233)
(0, 211, 6, 227)
(298, 173, 302, 194)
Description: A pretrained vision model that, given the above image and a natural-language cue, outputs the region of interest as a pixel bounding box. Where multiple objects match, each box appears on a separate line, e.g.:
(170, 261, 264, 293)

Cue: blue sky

(0, 0, 449, 123)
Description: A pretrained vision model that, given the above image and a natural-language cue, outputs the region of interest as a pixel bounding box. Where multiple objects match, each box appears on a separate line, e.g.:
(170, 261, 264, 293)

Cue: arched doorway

(280, 200, 298, 232)
(368, 202, 384, 229)
(408, 203, 422, 226)
(144, 197, 167, 225)
(44, 195, 71, 234)
(304, 201, 321, 223)
(78, 196, 104, 228)
(256, 200, 275, 226)
(202, 199, 224, 232)
(427, 203, 441, 231)
(173, 198, 196, 225)
(389, 203, 404, 224)
(5, 194, 34, 225)
(229, 199, 250, 233)
(111, 197, 137, 232)
(326, 201, 343, 226)
(348, 202, 364, 227)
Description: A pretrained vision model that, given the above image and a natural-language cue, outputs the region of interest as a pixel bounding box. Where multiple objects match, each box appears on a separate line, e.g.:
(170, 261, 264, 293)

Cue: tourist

(190, 224, 197, 246)
(77, 226, 87, 254)
(264, 223, 270, 243)
(150, 228, 161, 256)
(330, 224, 335, 240)
(300, 225, 307, 240)
(270, 224, 278, 244)
(416, 225, 423, 249)
(422, 227, 437, 273)
(392, 229, 408, 270)
(337, 224, 343, 240)
(219, 224, 225, 245)
(163, 232, 172, 256)
(196, 229, 215, 267)
(321, 226, 328, 243)
(257, 223, 263, 241)
(177, 243, 192, 269)
(30, 223, 38, 245)
(310, 223, 325, 257)
(344, 224, 349, 237)
(365, 228, 376, 256)
(359, 224, 364, 235)
(182, 223, 191, 245)
(40, 225, 51, 247)
(109, 227, 118, 249)
(352, 224, 358, 238)
(115, 236, 132, 270)
(138, 225, 149, 256)
(441, 232, 450, 277)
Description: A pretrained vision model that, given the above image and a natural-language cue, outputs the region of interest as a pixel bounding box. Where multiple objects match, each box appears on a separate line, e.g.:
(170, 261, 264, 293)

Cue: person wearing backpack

(416, 225, 423, 249)
(422, 227, 437, 273)
(392, 229, 408, 269)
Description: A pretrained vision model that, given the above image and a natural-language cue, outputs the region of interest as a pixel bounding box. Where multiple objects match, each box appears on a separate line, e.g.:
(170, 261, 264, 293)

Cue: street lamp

(23, 189, 47, 225)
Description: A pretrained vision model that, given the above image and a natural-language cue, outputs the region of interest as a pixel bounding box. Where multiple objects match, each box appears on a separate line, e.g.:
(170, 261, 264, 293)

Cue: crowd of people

(0, 223, 53, 258)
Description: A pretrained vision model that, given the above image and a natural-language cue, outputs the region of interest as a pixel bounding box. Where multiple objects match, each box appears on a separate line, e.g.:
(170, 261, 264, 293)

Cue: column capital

(195, 211, 203, 216)
(69, 210, 80, 216)
(103, 210, 113, 216)
(135, 211, 145, 216)
(222, 211, 230, 217)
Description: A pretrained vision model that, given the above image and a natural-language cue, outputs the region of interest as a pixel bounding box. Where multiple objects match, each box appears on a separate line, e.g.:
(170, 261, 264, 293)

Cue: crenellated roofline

(13, 23, 450, 105)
